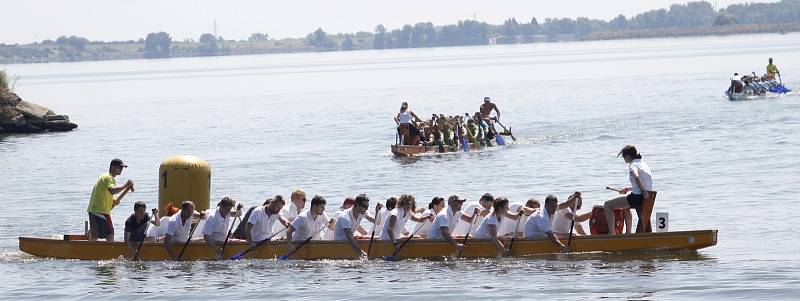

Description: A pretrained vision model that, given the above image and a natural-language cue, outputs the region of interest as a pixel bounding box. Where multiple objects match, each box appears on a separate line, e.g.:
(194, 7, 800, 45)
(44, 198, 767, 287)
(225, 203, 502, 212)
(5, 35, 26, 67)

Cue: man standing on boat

(766, 58, 780, 80)
(87, 158, 134, 242)
(480, 97, 500, 121)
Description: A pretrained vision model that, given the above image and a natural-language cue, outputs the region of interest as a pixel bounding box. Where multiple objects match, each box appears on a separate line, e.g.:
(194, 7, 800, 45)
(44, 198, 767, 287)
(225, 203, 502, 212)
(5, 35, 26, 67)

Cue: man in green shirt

(87, 158, 134, 241)
(767, 58, 780, 80)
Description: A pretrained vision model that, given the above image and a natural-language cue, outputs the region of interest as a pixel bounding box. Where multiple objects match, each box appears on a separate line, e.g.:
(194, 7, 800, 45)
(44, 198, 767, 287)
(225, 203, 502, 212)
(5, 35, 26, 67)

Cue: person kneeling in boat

(287, 195, 332, 253)
(603, 145, 653, 235)
(246, 195, 291, 247)
(524, 195, 570, 252)
(164, 201, 206, 260)
(552, 192, 591, 236)
(124, 201, 160, 258)
(428, 195, 477, 253)
(381, 194, 434, 252)
(87, 158, 134, 242)
(203, 197, 244, 260)
(474, 197, 535, 256)
(333, 194, 371, 258)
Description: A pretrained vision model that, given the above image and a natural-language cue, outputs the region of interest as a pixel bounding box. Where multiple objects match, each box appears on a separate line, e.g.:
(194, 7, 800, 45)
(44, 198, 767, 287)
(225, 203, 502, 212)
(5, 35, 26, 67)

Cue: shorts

(89, 212, 114, 239)
(627, 193, 645, 208)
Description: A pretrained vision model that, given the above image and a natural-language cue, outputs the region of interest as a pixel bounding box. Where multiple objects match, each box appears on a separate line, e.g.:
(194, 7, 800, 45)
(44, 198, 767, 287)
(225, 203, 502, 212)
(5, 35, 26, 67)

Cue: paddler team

(395, 98, 506, 148)
(97, 144, 654, 259)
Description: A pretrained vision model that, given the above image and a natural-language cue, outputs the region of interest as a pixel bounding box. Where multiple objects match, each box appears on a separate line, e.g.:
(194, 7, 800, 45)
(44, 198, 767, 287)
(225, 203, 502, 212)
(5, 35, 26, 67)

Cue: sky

(0, 0, 777, 44)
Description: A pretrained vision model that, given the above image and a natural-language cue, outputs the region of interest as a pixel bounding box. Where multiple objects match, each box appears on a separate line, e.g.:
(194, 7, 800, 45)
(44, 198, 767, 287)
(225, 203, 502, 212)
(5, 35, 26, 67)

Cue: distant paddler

(87, 158, 134, 242)
(332, 194, 371, 258)
(163, 201, 206, 260)
(123, 201, 160, 258)
(395, 101, 423, 145)
(766, 58, 780, 80)
(287, 195, 332, 252)
(245, 195, 291, 248)
(380, 194, 434, 252)
(428, 195, 476, 253)
(203, 197, 243, 260)
(480, 97, 500, 121)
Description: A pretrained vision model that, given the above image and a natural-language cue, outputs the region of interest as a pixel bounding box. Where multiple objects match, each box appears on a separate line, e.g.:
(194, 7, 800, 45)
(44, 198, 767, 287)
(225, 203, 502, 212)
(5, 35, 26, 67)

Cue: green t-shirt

(87, 172, 116, 214)
(767, 63, 778, 75)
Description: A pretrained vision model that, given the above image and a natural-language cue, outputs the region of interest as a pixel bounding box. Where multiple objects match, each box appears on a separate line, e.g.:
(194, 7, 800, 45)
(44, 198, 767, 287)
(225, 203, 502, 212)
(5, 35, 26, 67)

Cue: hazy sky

(0, 0, 775, 44)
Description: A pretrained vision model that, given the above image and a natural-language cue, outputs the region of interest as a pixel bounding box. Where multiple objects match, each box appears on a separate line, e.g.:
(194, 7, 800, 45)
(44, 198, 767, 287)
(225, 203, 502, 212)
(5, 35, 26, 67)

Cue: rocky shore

(0, 92, 77, 134)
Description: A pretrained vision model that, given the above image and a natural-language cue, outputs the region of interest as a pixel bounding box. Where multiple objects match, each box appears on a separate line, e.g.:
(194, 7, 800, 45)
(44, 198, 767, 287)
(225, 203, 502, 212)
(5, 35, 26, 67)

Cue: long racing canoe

(392, 133, 513, 157)
(19, 229, 716, 261)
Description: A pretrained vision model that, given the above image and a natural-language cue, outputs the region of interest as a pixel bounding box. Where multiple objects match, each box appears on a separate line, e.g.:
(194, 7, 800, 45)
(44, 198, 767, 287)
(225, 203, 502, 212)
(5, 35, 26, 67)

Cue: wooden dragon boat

(392, 133, 514, 157)
(19, 229, 716, 261)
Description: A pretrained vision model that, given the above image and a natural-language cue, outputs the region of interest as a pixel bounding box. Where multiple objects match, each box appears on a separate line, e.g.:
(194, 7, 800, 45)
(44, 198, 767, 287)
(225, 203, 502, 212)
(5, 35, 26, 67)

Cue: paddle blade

(495, 134, 506, 146)
(383, 255, 396, 262)
(230, 252, 245, 260)
(278, 255, 289, 260)
(461, 138, 469, 152)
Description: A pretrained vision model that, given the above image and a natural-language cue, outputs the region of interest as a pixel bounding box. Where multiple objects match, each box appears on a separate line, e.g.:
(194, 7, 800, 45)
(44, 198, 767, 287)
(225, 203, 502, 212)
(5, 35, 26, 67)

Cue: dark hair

(429, 197, 444, 209)
(493, 197, 509, 213)
(480, 193, 494, 203)
(355, 193, 370, 207)
(526, 198, 541, 208)
(181, 200, 195, 211)
(398, 194, 414, 208)
(311, 195, 327, 208)
(133, 201, 146, 211)
(618, 145, 642, 160)
(386, 197, 398, 210)
(219, 196, 235, 208)
(273, 195, 285, 205)
(545, 195, 558, 207)
(263, 198, 273, 206)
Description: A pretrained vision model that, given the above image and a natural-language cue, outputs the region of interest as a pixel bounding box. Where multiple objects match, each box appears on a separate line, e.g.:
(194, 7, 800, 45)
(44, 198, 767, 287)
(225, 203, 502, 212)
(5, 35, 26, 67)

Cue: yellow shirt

(87, 172, 116, 214)
(767, 63, 778, 76)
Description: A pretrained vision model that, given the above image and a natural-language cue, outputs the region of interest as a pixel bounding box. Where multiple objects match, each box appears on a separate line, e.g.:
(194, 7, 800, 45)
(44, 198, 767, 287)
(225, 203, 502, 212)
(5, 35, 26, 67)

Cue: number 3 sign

(656, 212, 669, 232)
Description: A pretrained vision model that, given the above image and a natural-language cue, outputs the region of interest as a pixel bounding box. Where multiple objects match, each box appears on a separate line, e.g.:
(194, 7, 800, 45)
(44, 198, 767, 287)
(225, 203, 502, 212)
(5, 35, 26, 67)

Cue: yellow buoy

(158, 155, 211, 212)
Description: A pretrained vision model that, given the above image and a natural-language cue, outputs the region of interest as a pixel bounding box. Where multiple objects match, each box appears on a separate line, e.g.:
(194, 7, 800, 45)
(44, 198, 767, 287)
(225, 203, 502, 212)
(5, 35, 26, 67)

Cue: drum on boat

(589, 205, 625, 235)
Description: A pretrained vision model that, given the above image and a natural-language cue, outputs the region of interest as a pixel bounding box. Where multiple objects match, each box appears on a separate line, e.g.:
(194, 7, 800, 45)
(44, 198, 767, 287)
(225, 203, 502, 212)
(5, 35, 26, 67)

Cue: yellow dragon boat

(19, 230, 716, 261)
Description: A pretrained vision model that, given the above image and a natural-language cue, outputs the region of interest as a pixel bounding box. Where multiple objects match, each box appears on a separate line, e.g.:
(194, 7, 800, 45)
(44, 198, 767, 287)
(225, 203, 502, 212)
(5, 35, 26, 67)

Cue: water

(2, 33, 799, 300)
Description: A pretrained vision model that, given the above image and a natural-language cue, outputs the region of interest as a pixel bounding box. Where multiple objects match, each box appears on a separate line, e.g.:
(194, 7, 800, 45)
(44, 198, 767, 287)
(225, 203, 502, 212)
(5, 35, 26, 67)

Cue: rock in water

(0, 92, 78, 134)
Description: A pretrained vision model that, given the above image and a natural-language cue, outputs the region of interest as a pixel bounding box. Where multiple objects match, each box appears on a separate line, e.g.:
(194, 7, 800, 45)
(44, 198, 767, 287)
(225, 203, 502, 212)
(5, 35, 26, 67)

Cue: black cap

(484, 97, 491, 101)
(110, 158, 127, 168)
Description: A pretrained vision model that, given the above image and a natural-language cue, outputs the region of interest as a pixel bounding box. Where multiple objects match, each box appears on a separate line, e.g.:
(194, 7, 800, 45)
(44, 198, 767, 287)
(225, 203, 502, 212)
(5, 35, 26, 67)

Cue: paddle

(221, 204, 244, 254)
(278, 226, 327, 260)
(230, 226, 288, 260)
(505, 209, 526, 256)
(384, 219, 428, 262)
(457, 119, 469, 152)
(366, 207, 380, 259)
(458, 211, 480, 257)
(177, 217, 200, 261)
(132, 209, 156, 261)
(567, 192, 580, 248)
(494, 119, 516, 141)
(606, 186, 621, 193)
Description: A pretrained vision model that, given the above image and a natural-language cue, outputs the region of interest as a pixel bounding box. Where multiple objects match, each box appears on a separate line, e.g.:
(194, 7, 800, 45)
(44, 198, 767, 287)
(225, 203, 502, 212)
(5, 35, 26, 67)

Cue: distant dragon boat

(19, 230, 717, 261)
(391, 132, 514, 157)
(726, 74, 791, 101)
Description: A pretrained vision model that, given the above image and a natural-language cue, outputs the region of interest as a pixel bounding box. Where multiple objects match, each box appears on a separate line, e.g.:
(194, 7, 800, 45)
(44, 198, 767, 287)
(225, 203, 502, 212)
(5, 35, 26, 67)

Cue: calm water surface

(1, 33, 799, 300)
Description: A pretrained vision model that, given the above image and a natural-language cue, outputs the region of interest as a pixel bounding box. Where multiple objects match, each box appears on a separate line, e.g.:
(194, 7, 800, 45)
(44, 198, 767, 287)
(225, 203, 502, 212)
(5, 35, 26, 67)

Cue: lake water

(1, 33, 799, 300)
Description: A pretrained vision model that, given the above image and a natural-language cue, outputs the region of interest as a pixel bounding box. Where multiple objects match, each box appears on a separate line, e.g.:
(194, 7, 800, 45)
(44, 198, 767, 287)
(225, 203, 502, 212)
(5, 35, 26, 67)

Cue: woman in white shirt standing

(474, 197, 530, 256)
(603, 145, 654, 235)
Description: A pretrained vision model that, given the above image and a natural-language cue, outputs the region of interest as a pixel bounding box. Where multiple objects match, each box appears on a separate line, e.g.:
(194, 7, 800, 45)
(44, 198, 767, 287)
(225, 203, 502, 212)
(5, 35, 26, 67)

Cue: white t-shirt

(629, 159, 653, 194)
(428, 207, 460, 239)
(333, 208, 363, 241)
(323, 209, 346, 240)
(552, 207, 575, 234)
(291, 209, 329, 241)
(475, 214, 500, 239)
(165, 212, 194, 242)
(202, 209, 231, 242)
(412, 209, 434, 238)
(247, 206, 285, 242)
(380, 207, 413, 241)
(524, 208, 553, 238)
(280, 202, 302, 222)
(374, 208, 392, 237)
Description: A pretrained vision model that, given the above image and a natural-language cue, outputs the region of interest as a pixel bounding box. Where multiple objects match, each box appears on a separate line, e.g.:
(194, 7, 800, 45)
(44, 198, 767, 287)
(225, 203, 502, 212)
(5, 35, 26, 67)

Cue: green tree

(523, 17, 540, 36)
(713, 14, 737, 26)
(248, 33, 269, 42)
(305, 28, 337, 50)
(143, 32, 171, 58)
(502, 18, 521, 37)
(342, 35, 355, 50)
(198, 33, 218, 55)
(55, 35, 89, 50)
(373, 25, 386, 49)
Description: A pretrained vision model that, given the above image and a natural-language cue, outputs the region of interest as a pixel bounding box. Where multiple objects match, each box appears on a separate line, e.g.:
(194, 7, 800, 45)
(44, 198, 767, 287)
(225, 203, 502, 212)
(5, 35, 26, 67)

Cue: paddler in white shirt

(333, 194, 371, 258)
(163, 201, 206, 260)
(245, 195, 291, 247)
(287, 195, 333, 252)
(203, 197, 243, 260)
(380, 194, 434, 251)
(428, 195, 478, 253)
